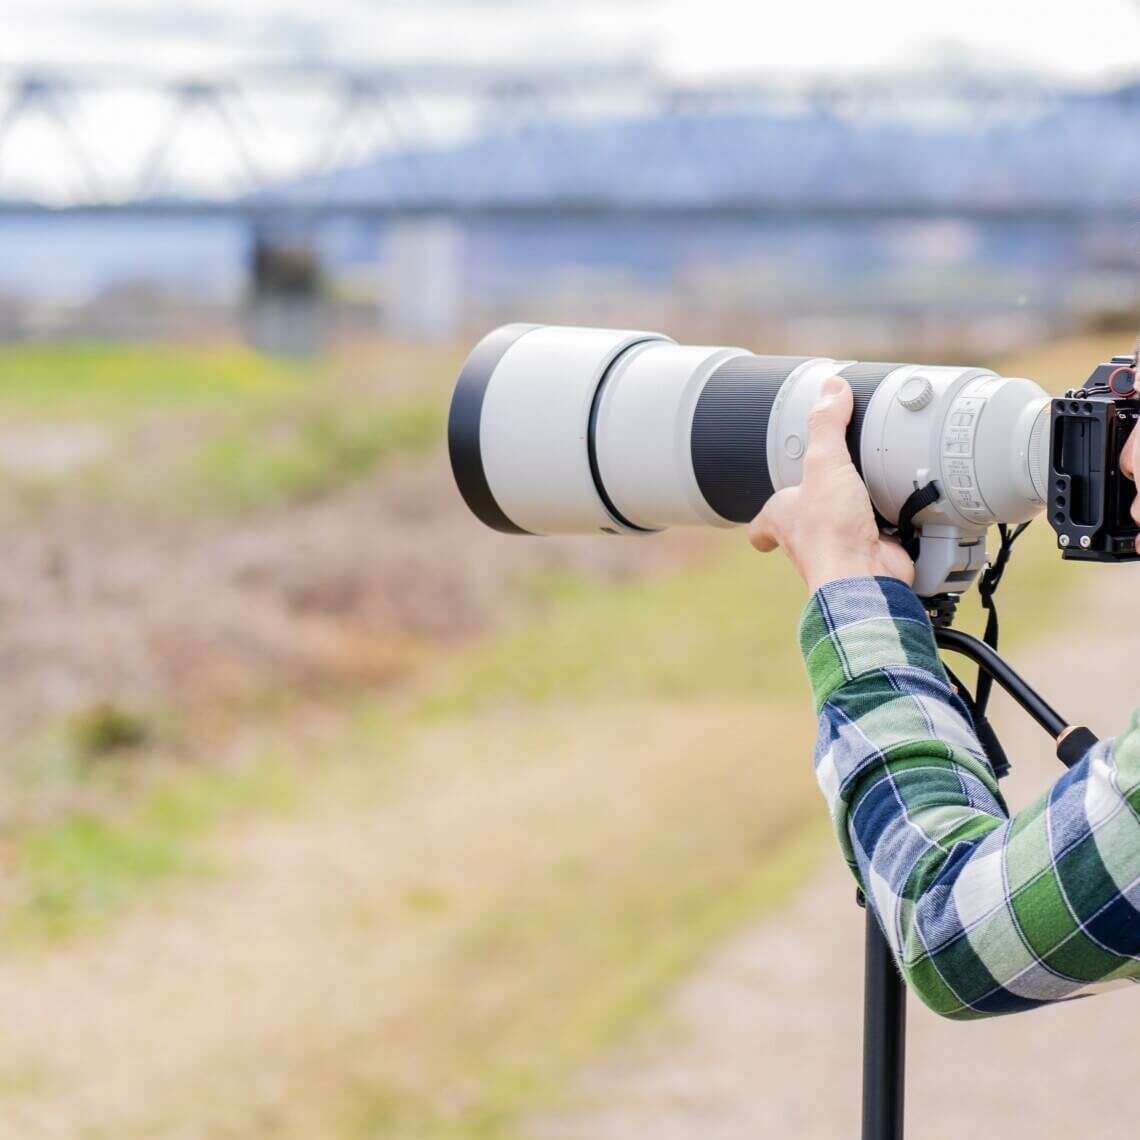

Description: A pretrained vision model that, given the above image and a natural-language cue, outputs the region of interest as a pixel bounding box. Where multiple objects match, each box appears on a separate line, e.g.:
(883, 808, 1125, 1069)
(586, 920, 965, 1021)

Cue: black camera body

(1048, 354, 1140, 562)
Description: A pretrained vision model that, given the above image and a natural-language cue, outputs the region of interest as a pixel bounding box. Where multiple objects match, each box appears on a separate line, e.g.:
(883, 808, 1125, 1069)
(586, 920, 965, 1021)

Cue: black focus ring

(690, 355, 813, 523)
(838, 362, 901, 477)
(447, 323, 540, 534)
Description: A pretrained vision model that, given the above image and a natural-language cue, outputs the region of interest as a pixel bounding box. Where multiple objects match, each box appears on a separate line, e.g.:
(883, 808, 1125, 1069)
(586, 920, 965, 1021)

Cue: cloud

(1, 0, 1137, 83)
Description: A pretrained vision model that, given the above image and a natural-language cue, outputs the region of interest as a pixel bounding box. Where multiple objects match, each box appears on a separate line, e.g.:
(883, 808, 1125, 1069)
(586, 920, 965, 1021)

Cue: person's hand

(1120, 420, 1140, 553)
(749, 375, 914, 594)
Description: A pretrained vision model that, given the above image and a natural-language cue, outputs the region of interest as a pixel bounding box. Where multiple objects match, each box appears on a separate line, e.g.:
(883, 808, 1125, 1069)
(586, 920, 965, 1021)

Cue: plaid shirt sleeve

(800, 575, 1140, 1019)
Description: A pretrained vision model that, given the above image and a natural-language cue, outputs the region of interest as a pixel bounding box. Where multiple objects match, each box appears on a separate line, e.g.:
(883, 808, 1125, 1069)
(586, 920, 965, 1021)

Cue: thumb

(804, 375, 854, 470)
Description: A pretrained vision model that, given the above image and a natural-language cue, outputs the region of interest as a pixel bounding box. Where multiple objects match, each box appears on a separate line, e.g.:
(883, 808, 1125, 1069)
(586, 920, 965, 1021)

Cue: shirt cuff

(798, 576, 946, 711)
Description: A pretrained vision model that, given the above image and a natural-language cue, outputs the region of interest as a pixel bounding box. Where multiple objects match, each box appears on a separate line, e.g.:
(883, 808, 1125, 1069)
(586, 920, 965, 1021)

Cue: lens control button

(898, 375, 935, 412)
(783, 434, 804, 459)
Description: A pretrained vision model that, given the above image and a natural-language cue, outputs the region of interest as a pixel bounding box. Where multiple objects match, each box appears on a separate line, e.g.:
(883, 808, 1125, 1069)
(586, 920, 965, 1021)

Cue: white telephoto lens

(449, 324, 1053, 591)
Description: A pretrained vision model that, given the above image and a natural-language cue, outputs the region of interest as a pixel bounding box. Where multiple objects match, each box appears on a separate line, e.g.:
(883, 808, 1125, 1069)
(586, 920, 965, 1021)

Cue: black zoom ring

(838, 362, 902, 478)
(691, 356, 897, 524)
(690, 355, 812, 524)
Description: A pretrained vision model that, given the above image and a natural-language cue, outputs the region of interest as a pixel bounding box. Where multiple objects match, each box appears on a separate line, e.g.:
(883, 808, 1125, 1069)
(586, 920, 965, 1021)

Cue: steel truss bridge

(1, 61, 1137, 222)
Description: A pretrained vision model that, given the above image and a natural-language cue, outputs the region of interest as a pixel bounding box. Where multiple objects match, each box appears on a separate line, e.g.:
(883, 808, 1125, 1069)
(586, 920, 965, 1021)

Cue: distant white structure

(381, 218, 463, 341)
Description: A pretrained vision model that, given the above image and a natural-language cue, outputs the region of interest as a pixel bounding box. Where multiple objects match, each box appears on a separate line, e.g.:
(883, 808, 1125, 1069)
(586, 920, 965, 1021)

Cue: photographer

(751, 375, 1140, 1018)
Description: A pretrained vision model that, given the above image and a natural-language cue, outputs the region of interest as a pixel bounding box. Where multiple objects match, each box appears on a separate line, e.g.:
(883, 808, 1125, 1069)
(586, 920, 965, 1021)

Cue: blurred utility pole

(246, 224, 325, 357)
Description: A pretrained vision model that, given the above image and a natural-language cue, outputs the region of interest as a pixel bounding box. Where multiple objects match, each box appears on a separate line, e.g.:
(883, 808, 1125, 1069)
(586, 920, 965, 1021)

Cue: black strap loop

(974, 522, 1029, 717)
(945, 663, 1011, 780)
(895, 480, 941, 561)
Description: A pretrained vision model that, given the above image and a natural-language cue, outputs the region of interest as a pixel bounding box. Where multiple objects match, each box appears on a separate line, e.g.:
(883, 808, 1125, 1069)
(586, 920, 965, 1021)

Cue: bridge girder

(0, 62, 1133, 218)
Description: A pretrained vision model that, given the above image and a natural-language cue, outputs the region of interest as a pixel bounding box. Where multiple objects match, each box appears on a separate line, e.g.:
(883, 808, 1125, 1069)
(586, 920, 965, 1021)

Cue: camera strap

(895, 480, 941, 560)
(974, 522, 1029, 718)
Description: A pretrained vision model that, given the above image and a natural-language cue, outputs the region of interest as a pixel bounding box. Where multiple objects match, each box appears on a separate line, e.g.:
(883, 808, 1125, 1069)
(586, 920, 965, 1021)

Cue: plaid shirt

(800, 576, 1140, 1019)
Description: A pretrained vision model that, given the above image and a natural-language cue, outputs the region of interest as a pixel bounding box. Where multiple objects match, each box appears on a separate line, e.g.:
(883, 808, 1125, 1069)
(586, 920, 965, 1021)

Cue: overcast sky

(2, 0, 1139, 82)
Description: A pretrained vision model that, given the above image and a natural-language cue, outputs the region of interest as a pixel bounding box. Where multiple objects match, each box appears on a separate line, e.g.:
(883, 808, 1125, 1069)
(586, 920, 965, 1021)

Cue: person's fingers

(803, 375, 854, 473)
(877, 536, 916, 586)
(1120, 424, 1140, 536)
(749, 487, 796, 553)
(1121, 422, 1139, 481)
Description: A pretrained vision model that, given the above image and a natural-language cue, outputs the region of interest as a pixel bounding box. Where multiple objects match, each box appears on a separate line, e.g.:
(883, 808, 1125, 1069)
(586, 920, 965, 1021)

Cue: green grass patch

(0, 342, 298, 421)
(8, 761, 292, 942)
(0, 340, 450, 516)
(415, 510, 1076, 727)
(164, 395, 442, 514)
(417, 540, 808, 720)
(68, 701, 151, 758)
(415, 516, 1071, 720)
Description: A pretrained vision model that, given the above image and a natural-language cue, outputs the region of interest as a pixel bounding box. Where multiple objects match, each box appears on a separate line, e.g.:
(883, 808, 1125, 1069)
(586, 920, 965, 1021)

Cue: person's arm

(802, 574, 1140, 1018)
(751, 376, 1140, 1018)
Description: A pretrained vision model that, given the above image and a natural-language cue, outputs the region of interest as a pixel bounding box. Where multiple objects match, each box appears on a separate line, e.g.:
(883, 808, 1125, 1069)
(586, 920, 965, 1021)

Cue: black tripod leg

(852, 619, 1088, 1139)
(863, 910, 906, 1140)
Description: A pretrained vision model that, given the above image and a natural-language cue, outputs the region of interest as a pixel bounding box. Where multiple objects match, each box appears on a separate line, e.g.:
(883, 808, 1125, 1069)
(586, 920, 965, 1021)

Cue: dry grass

(0, 698, 823, 1140)
(0, 331, 1123, 1138)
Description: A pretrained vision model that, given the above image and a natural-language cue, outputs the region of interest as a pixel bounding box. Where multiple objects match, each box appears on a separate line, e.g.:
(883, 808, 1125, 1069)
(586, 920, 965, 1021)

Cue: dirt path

(529, 562, 1140, 1140)
(0, 694, 819, 1139)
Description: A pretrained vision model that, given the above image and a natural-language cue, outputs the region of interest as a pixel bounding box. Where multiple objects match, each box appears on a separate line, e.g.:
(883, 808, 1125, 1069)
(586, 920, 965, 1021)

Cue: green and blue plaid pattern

(800, 576, 1140, 1019)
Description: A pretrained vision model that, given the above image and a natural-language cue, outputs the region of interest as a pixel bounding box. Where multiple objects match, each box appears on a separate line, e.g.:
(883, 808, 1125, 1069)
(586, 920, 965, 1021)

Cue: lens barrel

(448, 324, 870, 534)
(448, 323, 1050, 542)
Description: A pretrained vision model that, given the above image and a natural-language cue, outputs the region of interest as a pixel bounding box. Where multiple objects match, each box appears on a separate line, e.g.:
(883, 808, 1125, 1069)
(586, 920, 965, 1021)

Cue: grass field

(0, 332, 1113, 1138)
(0, 340, 460, 517)
(0, 342, 294, 419)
